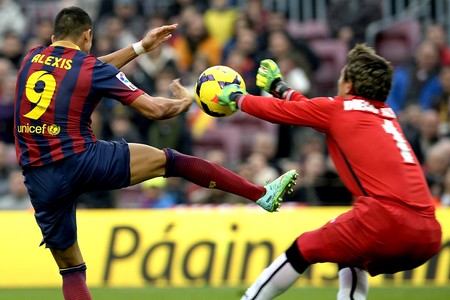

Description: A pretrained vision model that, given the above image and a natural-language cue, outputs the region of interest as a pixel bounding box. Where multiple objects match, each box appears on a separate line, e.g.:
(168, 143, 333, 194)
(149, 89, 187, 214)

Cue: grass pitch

(0, 286, 449, 300)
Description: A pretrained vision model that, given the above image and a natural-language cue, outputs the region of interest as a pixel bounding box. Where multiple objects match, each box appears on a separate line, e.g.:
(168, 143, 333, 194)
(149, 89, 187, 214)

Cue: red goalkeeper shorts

(296, 196, 442, 276)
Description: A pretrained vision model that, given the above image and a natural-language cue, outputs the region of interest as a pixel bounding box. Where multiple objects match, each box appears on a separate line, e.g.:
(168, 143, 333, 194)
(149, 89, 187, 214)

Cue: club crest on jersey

(116, 72, 137, 91)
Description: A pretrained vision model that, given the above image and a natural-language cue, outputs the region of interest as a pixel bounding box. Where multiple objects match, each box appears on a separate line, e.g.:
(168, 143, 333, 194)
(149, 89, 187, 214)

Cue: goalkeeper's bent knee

(285, 240, 310, 274)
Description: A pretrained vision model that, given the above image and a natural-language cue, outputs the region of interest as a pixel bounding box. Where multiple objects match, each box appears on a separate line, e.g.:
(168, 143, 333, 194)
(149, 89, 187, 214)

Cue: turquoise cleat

(256, 169, 298, 212)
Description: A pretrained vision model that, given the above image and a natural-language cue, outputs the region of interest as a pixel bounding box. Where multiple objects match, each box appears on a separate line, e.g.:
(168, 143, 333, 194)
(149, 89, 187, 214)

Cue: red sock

(164, 148, 265, 201)
(60, 264, 92, 300)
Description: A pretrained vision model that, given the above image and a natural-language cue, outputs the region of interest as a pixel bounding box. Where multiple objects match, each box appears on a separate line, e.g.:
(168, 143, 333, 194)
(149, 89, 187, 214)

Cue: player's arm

(129, 79, 193, 120)
(99, 24, 177, 69)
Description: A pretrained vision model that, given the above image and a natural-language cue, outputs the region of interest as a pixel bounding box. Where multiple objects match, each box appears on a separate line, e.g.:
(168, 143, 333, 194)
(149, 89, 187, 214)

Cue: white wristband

(132, 41, 145, 55)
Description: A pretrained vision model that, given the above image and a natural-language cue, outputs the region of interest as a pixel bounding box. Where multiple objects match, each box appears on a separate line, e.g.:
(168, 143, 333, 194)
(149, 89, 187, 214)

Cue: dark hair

(344, 44, 393, 102)
(54, 6, 92, 40)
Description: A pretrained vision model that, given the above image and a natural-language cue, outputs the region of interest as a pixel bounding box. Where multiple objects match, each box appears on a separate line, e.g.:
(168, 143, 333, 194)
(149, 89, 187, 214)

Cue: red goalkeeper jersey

(240, 92, 434, 213)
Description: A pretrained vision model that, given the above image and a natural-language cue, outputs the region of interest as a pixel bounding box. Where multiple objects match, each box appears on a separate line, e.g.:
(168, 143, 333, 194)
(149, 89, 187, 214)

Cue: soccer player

(14, 7, 298, 300)
(218, 44, 442, 300)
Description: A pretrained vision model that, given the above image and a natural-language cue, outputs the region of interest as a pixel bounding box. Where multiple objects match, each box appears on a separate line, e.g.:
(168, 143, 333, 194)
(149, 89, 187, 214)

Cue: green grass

(0, 286, 449, 299)
(0, 287, 450, 300)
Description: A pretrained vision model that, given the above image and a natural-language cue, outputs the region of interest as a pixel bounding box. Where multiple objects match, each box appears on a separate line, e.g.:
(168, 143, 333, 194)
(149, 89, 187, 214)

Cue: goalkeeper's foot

(256, 169, 298, 212)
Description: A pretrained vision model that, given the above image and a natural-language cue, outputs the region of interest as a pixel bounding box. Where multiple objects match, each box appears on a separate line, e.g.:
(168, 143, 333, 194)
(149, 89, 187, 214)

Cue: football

(194, 65, 246, 117)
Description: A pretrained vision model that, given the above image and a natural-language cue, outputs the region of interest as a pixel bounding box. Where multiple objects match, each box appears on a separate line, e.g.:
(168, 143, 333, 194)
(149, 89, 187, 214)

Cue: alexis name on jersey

(30, 53, 72, 70)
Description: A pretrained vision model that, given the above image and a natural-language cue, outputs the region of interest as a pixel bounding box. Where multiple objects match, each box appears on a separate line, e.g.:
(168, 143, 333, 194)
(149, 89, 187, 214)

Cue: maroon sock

(60, 264, 92, 300)
(163, 148, 265, 201)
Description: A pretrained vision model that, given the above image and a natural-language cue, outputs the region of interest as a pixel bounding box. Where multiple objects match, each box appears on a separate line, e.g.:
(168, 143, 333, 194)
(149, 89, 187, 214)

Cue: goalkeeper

(218, 44, 442, 300)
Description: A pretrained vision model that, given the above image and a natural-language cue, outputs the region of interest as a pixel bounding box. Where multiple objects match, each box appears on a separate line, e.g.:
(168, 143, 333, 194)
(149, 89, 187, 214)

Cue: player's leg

(129, 143, 264, 197)
(337, 265, 368, 300)
(128, 144, 298, 212)
(241, 241, 310, 300)
(23, 157, 94, 300)
(51, 242, 92, 300)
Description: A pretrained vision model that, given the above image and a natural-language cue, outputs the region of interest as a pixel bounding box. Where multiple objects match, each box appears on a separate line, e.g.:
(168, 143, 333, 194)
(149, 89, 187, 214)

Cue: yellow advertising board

(0, 206, 449, 287)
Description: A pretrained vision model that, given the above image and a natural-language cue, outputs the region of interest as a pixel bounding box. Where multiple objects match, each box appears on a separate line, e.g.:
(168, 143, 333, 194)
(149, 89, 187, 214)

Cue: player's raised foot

(256, 169, 298, 212)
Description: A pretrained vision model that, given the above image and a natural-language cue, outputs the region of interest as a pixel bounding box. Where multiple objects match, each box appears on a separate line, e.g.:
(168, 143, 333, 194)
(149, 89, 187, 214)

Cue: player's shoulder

(309, 95, 341, 105)
(25, 45, 46, 57)
(91, 55, 118, 70)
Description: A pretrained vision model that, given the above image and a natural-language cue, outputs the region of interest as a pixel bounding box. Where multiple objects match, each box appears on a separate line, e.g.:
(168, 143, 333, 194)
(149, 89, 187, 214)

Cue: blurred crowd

(1, 0, 450, 210)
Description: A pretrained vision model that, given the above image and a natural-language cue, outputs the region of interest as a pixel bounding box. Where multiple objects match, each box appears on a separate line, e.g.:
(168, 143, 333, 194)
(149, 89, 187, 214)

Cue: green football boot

(257, 169, 298, 212)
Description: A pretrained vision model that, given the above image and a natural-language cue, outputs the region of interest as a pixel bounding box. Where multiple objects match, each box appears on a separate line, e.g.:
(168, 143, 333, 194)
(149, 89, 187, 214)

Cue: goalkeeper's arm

(256, 59, 292, 99)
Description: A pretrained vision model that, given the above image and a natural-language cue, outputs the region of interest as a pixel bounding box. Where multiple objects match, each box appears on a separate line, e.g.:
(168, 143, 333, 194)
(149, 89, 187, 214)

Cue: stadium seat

(310, 39, 349, 96)
(192, 125, 242, 164)
(223, 113, 278, 159)
(375, 19, 421, 67)
(290, 20, 330, 42)
(116, 186, 142, 208)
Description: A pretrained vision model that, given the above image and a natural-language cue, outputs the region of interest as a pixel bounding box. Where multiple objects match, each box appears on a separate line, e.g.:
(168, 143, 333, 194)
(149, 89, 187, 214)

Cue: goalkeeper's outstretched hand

(256, 59, 291, 98)
(256, 59, 282, 93)
(218, 84, 248, 112)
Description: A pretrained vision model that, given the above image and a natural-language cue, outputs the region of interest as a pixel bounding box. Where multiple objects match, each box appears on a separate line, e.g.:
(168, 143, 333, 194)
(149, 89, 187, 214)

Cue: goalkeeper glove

(218, 84, 248, 111)
(256, 59, 291, 98)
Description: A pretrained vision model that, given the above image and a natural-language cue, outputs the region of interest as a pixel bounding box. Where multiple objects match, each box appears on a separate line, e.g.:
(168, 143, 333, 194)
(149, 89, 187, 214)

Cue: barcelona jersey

(14, 42, 144, 167)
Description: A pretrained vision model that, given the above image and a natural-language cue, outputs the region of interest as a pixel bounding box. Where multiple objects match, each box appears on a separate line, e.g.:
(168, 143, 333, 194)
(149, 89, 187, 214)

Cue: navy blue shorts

(23, 139, 131, 250)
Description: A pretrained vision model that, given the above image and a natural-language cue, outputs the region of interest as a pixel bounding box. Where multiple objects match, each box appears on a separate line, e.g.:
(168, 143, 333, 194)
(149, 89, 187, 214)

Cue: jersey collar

(51, 41, 81, 50)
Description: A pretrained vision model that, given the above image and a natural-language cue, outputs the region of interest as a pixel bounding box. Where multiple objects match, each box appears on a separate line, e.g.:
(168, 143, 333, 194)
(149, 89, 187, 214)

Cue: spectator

(131, 38, 178, 94)
(96, 0, 146, 39)
(439, 166, 450, 206)
(0, 71, 16, 144)
(171, 5, 222, 74)
(274, 51, 311, 97)
(399, 104, 425, 163)
(91, 33, 115, 57)
(28, 18, 53, 47)
(145, 67, 193, 154)
(242, 0, 270, 36)
(315, 156, 353, 206)
(246, 152, 280, 186)
(95, 15, 136, 50)
(165, 0, 208, 24)
(431, 64, 450, 135)
(419, 109, 442, 157)
(163, 177, 188, 205)
(327, 0, 382, 46)
(109, 105, 145, 143)
(264, 10, 321, 76)
(249, 131, 279, 167)
(387, 41, 444, 114)
(424, 23, 450, 66)
(139, 177, 177, 208)
(0, 168, 30, 210)
(423, 139, 450, 198)
(264, 29, 313, 94)
(77, 190, 117, 209)
(0, 0, 27, 47)
(260, 29, 319, 160)
(222, 23, 261, 94)
(286, 151, 326, 205)
(204, 0, 239, 46)
(0, 141, 10, 197)
(0, 31, 25, 68)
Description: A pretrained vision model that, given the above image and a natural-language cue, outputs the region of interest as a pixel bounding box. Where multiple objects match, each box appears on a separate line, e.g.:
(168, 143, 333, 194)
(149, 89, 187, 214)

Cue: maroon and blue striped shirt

(14, 42, 144, 167)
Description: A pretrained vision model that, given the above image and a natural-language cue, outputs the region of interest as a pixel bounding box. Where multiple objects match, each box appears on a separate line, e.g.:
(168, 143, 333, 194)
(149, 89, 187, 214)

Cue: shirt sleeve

(92, 59, 145, 105)
(240, 91, 335, 133)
